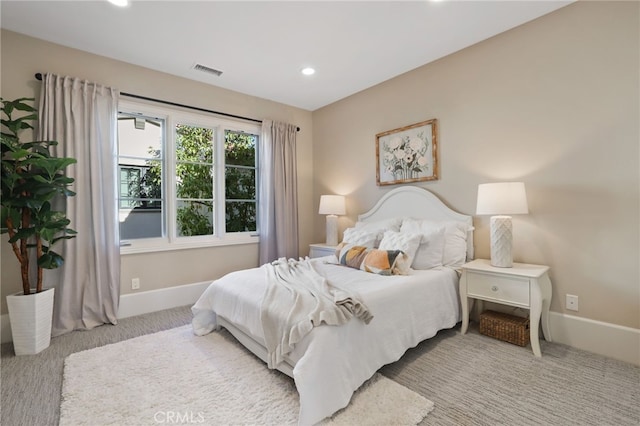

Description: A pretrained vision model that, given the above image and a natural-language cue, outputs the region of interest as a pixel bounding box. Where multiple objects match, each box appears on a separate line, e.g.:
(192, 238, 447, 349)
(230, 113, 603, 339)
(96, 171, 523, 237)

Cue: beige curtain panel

(38, 73, 121, 336)
(258, 120, 299, 264)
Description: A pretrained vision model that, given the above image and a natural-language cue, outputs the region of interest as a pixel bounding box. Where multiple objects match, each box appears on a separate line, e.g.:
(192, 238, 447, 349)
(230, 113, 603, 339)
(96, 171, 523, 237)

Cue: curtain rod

(34, 73, 300, 132)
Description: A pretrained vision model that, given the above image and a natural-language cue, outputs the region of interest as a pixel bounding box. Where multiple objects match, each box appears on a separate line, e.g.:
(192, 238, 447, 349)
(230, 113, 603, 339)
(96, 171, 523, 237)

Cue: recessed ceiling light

(108, 0, 129, 7)
(301, 67, 316, 76)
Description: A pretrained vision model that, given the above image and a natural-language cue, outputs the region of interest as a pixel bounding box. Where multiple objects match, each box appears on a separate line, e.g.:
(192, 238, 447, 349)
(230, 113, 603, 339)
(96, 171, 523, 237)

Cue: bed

(192, 186, 473, 425)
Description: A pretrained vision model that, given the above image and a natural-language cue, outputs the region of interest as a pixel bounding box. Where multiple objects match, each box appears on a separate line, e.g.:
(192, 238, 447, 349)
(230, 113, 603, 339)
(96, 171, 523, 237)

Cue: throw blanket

(261, 257, 373, 368)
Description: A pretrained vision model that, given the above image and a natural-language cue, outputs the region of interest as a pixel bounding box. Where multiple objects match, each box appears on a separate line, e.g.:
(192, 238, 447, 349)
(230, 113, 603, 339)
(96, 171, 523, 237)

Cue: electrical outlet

(566, 294, 578, 311)
(131, 278, 140, 290)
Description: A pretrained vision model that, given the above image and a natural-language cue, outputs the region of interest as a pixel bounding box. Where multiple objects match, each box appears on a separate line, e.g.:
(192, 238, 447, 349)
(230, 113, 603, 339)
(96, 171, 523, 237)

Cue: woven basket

(479, 310, 530, 347)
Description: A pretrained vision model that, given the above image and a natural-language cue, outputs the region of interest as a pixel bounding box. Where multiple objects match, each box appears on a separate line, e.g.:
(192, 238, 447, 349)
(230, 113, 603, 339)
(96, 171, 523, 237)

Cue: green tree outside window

(135, 126, 257, 236)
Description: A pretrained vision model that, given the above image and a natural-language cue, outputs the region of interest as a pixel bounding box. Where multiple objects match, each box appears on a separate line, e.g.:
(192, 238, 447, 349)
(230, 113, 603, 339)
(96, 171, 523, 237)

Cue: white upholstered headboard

(357, 186, 474, 260)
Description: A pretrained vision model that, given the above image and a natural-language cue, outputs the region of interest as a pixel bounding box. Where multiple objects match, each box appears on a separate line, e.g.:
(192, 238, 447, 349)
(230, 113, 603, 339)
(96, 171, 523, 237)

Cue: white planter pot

(6, 287, 55, 356)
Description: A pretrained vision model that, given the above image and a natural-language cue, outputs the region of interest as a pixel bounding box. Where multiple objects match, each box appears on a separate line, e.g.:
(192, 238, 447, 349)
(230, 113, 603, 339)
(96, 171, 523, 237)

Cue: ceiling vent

(193, 63, 223, 77)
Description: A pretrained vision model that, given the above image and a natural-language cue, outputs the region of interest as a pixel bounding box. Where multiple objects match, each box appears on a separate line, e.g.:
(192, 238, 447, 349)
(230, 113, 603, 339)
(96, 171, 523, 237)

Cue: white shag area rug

(60, 325, 434, 426)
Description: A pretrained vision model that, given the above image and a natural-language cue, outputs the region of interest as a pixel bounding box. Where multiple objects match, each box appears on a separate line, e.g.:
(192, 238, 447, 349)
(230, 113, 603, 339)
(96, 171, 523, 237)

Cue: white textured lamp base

(490, 215, 513, 268)
(325, 215, 339, 246)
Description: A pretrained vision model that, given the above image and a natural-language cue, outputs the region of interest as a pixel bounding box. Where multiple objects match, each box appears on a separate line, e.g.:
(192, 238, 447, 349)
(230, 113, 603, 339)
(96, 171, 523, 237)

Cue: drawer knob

(491, 286, 498, 292)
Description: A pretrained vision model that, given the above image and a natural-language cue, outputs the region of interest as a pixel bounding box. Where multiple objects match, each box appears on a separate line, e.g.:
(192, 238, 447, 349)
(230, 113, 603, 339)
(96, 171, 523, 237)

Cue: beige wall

(2, 1, 638, 330)
(0, 30, 314, 314)
(312, 1, 639, 329)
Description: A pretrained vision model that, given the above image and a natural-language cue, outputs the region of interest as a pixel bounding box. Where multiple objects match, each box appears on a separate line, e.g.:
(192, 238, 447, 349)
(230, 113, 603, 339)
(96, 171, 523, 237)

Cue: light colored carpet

(60, 325, 434, 426)
(3, 306, 639, 425)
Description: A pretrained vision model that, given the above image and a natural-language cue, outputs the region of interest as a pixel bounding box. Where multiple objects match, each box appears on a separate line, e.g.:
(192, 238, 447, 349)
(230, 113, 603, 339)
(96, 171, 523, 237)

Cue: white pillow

(342, 227, 377, 248)
(441, 221, 471, 267)
(378, 230, 422, 266)
(354, 218, 403, 247)
(414, 229, 445, 269)
(355, 217, 402, 231)
(401, 218, 471, 268)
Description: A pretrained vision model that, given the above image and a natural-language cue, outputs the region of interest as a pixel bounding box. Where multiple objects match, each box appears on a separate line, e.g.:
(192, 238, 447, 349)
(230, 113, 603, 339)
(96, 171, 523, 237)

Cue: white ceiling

(1, 1, 572, 111)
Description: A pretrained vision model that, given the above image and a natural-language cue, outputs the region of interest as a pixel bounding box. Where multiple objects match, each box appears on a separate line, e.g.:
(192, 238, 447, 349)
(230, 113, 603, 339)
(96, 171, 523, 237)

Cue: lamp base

(326, 215, 339, 246)
(490, 215, 513, 268)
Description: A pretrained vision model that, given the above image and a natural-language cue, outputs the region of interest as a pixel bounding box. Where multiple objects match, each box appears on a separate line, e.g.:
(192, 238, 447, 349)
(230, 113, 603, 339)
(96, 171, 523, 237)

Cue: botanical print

(381, 132, 429, 180)
(376, 119, 437, 186)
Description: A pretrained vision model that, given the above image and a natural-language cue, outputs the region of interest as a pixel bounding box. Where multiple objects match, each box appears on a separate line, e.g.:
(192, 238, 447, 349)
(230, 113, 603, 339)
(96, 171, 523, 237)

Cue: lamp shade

(476, 182, 529, 215)
(318, 195, 346, 216)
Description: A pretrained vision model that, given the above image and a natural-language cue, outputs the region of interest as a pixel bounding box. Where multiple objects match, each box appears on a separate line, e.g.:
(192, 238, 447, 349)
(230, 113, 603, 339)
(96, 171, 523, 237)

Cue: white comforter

(262, 257, 373, 369)
(192, 256, 461, 425)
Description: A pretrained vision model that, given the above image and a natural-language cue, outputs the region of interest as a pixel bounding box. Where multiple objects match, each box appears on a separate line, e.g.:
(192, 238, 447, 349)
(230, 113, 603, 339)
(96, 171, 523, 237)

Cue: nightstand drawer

(466, 272, 530, 307)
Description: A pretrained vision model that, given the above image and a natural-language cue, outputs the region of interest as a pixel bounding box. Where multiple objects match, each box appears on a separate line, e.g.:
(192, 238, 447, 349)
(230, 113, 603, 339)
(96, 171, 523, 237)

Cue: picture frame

(376, 118, 438, 186)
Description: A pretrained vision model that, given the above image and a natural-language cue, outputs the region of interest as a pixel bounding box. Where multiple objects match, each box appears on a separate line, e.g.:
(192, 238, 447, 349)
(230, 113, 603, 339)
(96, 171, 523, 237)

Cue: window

(117, 100, 259, 253)
(175, 124, 215, 237)
(225, 130, 257, 233)
(117, 112, 164, 240)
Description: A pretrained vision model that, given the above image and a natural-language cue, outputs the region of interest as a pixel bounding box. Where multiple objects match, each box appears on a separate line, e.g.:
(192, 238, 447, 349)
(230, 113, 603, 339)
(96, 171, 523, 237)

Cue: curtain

(38, 73, 120, 336)
(258, 120, 299, 264)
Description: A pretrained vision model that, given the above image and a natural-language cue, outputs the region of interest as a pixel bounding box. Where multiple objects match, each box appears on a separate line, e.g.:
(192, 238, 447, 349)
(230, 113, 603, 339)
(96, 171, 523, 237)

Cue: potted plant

(1, 97, 77, 355)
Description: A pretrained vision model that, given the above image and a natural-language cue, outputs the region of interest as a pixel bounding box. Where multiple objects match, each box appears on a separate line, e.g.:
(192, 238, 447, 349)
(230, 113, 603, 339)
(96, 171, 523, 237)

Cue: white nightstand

(460, 259, 553, 357)
(309, 243, 338, 259)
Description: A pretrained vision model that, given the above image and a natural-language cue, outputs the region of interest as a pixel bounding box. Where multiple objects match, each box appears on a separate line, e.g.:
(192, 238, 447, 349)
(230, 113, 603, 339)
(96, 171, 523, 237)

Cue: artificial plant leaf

(38, 251, 64, 269)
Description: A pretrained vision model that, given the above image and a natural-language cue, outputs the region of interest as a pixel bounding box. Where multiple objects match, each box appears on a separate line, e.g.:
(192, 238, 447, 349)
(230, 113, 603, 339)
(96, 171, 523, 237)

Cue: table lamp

(318, 195, 346, 246)
(476, 182, 529, 267)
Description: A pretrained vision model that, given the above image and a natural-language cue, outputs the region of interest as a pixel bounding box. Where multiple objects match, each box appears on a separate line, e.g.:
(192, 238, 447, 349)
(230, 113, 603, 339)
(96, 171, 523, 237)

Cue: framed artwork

(376, 118, 438, 186)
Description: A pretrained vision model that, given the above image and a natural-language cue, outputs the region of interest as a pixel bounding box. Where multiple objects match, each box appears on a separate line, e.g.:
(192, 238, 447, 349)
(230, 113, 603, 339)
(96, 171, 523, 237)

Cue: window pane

(118, 113, 164, 240)
(226, 201, 256, 232)
(118, 115, 163, 159)
(176, 164, 213, 198)
(225, 167, 255, 200)
(119, 201, 163, 239)
(176, 124, 213, 163)
(225, 132, 256, 166)
(225, 130, 257, 234)
(175, 123, 215, 237)
(176, 200, 214, 237)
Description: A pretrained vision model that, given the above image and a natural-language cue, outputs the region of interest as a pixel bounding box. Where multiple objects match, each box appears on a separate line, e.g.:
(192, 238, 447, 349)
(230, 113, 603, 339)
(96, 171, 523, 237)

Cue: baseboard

(1, 281, 211, 344)
(549, 311, 639, 366)
(3, 289, 639, 366)
(116, 281, 211, 319)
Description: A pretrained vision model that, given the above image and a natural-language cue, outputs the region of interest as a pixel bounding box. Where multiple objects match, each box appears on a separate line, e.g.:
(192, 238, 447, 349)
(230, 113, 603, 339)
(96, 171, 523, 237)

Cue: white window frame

(118, 99, 259, 255)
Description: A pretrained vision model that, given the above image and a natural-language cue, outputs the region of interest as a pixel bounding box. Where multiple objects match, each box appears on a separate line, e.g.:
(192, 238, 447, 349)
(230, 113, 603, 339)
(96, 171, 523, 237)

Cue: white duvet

(192, 256, 461, 425)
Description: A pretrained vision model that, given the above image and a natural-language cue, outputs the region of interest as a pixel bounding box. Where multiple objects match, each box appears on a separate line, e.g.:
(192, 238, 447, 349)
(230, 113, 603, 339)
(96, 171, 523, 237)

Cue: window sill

(120, 234, 259, 255)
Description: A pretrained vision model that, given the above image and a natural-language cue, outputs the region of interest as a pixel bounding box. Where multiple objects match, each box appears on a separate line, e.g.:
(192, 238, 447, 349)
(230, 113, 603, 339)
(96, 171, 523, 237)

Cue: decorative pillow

(336, 243, 410, 275)
(341, 227, 377, 248)
(377, 230, 422, 267)
(401, 218, 471, 268)
(354, 218, 403, 247)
